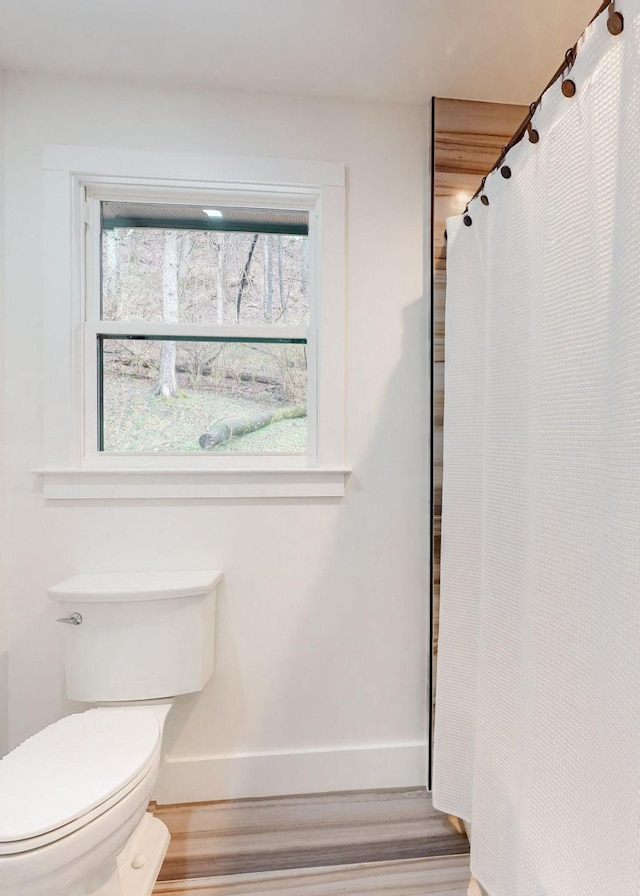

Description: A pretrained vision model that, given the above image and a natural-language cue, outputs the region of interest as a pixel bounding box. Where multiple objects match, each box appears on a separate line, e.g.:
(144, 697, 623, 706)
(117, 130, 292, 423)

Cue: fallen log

(199, 405, 306, 450)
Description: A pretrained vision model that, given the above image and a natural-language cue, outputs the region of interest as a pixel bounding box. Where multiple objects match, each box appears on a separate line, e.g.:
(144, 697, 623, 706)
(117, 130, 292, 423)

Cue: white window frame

(83, 181, 319, 469)
(38, 146, 349, 499)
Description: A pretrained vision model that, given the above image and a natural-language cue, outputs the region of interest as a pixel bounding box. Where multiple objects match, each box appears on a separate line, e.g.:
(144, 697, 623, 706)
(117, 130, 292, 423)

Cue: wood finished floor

(153, 855, 472, 895)
(151, 788, 471, 895)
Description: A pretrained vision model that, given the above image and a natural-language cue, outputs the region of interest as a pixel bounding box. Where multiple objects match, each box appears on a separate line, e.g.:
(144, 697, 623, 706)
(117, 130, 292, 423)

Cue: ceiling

(0, 0, 600, 105)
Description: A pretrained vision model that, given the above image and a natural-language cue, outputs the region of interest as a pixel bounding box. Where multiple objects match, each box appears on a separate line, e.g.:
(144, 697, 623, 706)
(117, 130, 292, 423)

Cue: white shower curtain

(433, 4, 640, 895)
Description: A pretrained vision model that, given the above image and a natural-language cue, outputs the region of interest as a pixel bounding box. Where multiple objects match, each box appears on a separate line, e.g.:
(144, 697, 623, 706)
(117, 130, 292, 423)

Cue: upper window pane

(101, 202, 310, 326)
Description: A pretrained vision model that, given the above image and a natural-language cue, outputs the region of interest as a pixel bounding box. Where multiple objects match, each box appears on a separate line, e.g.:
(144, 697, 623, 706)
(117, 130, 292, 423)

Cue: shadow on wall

(162, 295, 429, 797)
(0, 651, 7, 757)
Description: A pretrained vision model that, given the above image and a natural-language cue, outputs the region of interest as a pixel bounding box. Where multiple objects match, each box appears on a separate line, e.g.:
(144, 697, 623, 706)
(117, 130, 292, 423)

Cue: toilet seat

(0, 708, 161, 855)
(0, 750, 159, 856)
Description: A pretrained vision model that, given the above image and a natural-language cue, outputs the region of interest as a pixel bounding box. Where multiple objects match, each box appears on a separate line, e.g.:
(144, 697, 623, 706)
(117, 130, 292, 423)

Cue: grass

(102, 372, 307, 454)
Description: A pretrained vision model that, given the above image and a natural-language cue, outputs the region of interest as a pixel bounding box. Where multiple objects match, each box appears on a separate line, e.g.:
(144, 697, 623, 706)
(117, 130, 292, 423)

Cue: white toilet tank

(49, 570, 222, 703)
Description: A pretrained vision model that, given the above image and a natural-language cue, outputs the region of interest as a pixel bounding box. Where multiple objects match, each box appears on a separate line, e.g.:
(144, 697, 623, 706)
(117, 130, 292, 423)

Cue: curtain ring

(561, 49, 577, 97)
(561, 48, 577, 97)
(499, 147, 511, 179)
(527, 103, 540, 142)
(479, 177, 490, 206)
(608, 2, 624, 35)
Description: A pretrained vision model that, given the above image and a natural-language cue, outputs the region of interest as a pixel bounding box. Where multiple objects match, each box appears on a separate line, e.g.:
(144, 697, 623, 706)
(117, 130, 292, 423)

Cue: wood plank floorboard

(154, 788, 469, 881)
(153, 855, 472, 896)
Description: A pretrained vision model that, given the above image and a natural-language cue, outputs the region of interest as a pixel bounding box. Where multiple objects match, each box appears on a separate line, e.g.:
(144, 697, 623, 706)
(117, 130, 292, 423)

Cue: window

(89, 195, 313, 458)
(40, 148, 347, 498)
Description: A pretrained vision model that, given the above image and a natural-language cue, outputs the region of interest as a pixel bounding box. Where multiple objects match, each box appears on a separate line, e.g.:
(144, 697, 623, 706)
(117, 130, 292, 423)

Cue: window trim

(38, 146, 349, 499)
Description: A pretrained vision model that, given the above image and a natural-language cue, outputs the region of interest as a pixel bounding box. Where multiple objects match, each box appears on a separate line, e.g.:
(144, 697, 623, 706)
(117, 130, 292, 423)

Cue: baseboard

(153, 742, 427, 804)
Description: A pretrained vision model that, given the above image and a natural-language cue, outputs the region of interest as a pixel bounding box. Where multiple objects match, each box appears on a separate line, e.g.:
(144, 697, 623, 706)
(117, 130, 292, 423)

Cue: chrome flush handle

(56, 612, 83, 626)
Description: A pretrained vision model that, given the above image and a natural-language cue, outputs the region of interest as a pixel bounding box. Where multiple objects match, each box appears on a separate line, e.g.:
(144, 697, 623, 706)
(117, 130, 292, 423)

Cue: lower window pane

(100, 339, 307, 453)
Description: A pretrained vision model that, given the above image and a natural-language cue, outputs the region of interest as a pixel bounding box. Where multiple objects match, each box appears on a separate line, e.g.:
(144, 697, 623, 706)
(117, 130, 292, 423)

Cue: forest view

(100, 215, 309, 454)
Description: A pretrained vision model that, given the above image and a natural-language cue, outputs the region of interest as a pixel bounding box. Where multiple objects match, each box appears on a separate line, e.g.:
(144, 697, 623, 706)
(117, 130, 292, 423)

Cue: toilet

(0, 569, 222, 896)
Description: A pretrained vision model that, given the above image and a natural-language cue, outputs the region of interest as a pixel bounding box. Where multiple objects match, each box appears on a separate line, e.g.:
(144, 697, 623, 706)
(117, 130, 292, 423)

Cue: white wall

(1, 72, 428, 800)
(0, 69, 7, 759)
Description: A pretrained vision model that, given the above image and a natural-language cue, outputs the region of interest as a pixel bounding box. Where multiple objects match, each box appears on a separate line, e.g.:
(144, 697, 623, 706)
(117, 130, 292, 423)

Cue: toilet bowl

(0, 707, 166, 896)
(0, 570, 222, 896)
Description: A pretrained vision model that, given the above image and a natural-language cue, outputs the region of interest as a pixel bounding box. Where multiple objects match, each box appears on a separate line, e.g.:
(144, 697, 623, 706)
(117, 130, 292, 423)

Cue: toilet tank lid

(48, 569, 222, 602)
(0, 709, 161, 842)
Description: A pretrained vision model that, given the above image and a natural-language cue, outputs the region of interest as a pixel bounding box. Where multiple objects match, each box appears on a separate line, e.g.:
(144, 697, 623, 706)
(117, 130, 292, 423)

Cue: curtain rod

(462, 0, 624, 218)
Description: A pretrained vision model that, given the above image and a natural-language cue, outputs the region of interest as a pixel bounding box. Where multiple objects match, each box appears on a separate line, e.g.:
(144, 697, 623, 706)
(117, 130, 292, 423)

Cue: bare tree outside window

(155, 229, 179, 398)
(214, 233, 226, 325)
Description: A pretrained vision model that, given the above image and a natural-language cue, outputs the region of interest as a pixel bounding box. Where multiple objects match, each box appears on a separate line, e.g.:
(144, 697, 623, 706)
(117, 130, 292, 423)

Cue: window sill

(35, 467, 351, 500)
